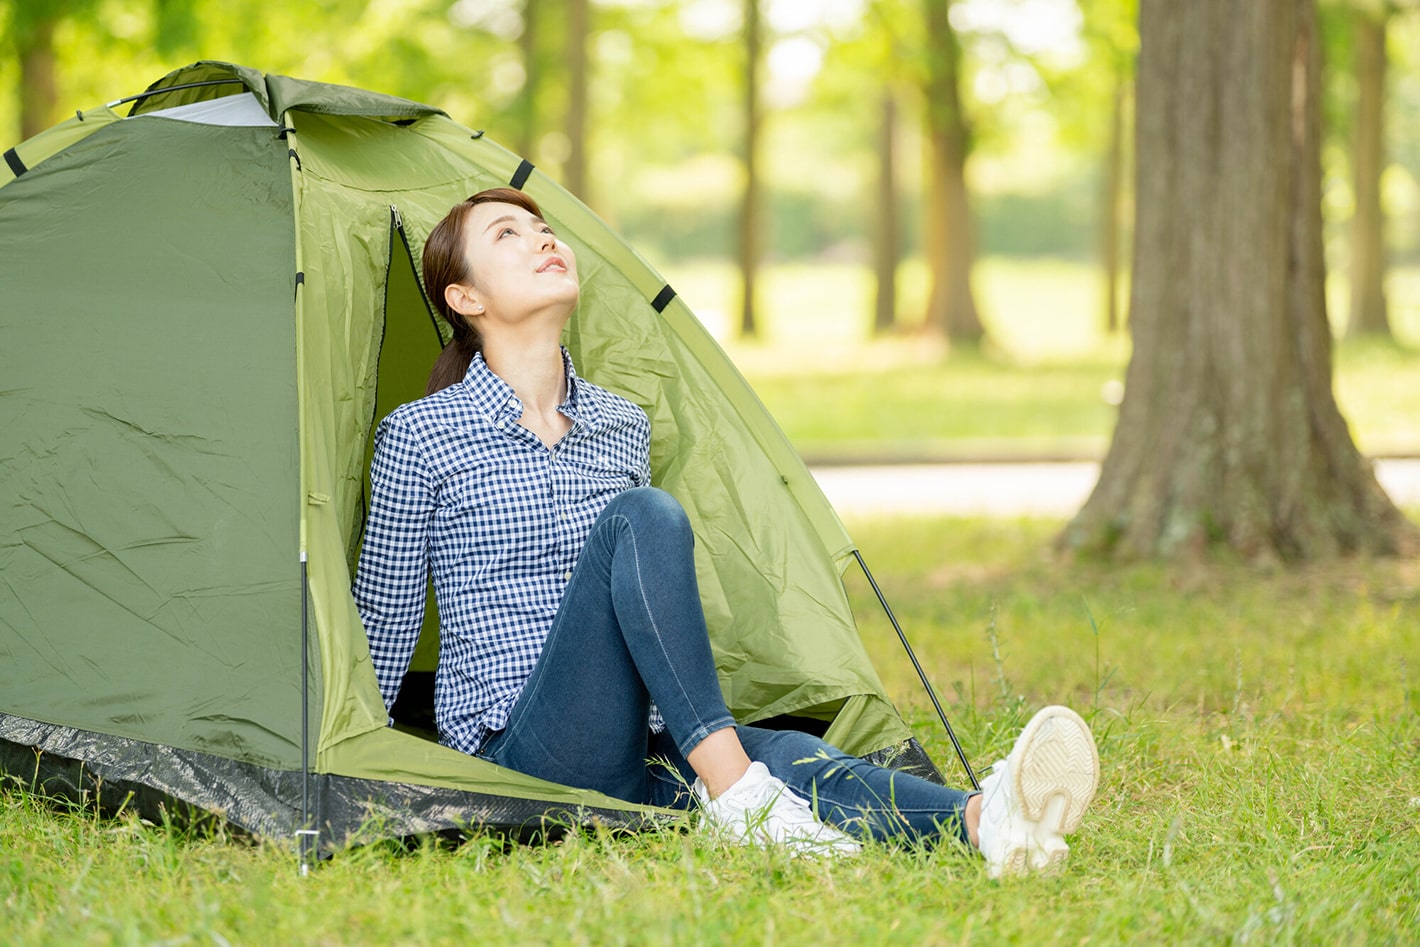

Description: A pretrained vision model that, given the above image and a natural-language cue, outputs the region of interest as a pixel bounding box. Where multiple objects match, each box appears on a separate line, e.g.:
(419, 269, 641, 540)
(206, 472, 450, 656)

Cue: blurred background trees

(0, 0, 1129, 334)
(1343, 0, 1401, 338)
(2, 0, 1417, 560)
(5, 0, 1417, 343)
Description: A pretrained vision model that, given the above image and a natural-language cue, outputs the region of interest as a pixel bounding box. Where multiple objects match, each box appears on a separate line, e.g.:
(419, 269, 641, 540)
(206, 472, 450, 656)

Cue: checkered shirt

(353, 348, 652, 755)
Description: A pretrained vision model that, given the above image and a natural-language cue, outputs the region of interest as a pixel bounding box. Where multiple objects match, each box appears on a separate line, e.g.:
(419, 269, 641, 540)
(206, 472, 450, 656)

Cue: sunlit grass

(661, 257, 1420, 460)
(5, 514, 1417, 945)
(5, 255, 1418, 947)
(663, 256, 1125, 360)
(842, 515, 1420, 723)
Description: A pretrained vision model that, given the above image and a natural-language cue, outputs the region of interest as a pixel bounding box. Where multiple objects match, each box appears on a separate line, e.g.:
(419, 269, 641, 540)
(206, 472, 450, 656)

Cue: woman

(354, 188, 1099, 873)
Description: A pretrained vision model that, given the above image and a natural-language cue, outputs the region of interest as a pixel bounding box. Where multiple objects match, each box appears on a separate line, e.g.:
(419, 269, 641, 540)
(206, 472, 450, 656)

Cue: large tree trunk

(738, 0, 763, 338)
(563, 0, 590, 202)
(874, 88, 900, 335)
(921, 0, 984, 344)
(1347, 7, 1391, 337)
(1061, 0, 1416, 562)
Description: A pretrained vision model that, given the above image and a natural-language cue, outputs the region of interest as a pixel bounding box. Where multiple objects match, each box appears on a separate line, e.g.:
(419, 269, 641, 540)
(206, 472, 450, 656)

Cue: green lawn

(4, 258, 1416, 945)
(659, 257, 1420, 461)
(5, 516, 1417, 945)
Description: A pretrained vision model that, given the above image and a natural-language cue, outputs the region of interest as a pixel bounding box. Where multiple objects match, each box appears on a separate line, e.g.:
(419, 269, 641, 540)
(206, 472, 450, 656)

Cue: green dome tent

(0, 62, 957, 855)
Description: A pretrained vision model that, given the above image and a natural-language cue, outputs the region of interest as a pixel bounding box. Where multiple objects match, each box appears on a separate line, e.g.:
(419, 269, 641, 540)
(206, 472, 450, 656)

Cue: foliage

(1383, 9, 1420, 261)
(3, 0, 1416, 269)
(0, 0, 1116, 263)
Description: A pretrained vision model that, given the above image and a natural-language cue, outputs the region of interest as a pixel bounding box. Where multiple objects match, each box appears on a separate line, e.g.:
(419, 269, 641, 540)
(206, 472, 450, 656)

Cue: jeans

(479, 487, 974, 846)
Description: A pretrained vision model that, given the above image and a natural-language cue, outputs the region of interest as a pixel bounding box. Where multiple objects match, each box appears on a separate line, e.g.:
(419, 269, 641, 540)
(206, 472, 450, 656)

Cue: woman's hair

(422, 187, 546, 396)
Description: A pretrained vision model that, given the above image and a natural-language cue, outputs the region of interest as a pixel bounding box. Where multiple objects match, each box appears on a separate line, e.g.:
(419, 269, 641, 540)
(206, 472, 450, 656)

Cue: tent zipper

(388, 205, 442, 341)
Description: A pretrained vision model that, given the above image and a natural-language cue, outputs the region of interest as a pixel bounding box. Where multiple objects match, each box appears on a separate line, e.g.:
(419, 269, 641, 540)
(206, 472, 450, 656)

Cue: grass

(660, 257, 1420, 460)
(5, 515, 1417, 945)
(4, 256, 1415, 943)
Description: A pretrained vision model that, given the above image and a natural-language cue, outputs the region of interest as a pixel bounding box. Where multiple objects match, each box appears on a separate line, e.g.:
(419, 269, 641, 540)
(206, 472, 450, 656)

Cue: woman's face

(452, 201, 579, 326)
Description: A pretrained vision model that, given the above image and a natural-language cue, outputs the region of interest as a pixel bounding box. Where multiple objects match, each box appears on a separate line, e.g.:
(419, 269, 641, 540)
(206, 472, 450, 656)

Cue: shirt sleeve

(353, 411, 435, 713)
(635, 409, 652, 487)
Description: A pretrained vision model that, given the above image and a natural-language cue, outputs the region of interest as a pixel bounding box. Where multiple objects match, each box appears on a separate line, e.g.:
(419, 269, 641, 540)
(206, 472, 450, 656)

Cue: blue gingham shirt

(354, 349, 652, 755)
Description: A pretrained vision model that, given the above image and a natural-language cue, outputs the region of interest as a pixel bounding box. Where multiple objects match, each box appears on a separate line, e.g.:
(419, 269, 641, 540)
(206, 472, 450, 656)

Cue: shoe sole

(1009, 705, 1099, 837)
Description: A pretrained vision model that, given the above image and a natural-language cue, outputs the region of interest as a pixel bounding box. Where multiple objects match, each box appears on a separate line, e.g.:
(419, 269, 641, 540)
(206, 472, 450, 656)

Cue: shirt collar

(556, 347, 584, 418)
(460, 347, 596, 426)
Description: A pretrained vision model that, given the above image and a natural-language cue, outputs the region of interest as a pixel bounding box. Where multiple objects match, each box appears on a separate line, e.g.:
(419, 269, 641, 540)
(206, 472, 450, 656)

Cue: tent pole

(106, 78, 246, 109)
(852, 550, 979, 791)
(297, 553, 318, 874)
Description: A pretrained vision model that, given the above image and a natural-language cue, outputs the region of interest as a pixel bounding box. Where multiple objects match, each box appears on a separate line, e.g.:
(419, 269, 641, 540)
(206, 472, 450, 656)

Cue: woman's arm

(353, 412, 436, 713)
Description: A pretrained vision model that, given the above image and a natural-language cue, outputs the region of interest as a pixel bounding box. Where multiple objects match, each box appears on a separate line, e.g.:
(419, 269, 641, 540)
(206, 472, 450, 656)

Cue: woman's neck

(481, 335, 567, 415)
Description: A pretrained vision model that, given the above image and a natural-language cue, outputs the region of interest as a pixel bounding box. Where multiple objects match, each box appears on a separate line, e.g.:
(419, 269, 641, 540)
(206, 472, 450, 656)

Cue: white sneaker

(977, 705, 1099, 878)
(695, 761, 861, 857)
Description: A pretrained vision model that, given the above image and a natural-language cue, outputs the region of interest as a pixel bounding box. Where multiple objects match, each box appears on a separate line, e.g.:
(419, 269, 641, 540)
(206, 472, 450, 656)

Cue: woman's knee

(605, 486, 692, 537)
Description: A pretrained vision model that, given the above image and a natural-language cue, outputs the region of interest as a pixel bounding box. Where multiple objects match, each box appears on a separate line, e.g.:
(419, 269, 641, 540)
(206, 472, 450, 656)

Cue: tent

(0, 62, 952, 855)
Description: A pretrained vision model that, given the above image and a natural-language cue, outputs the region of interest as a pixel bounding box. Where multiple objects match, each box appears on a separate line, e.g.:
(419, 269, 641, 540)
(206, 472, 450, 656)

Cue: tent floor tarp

(0, 713, 662, 851)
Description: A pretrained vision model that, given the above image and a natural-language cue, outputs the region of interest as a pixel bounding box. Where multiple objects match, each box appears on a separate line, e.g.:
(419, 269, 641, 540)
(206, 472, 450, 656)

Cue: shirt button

(563, 570, 573, 582)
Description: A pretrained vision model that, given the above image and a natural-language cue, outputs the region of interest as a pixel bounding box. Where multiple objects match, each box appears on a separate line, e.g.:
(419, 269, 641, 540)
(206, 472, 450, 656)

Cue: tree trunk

(921, 0, 984, 344)
(874, 89, 900, 335)
(1347, 8, 1391, 337)
(19, 13, 59, 140)
(1100, 71, 1128, 334)
(515, 0, 540, 160)
(1061, 0, 1417, 562)
(564, 0, 590, 202)
(739, 0, 763, 338)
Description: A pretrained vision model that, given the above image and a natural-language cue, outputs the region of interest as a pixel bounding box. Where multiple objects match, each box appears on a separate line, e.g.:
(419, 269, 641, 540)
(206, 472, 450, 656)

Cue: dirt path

(811, 459, 1420, 519)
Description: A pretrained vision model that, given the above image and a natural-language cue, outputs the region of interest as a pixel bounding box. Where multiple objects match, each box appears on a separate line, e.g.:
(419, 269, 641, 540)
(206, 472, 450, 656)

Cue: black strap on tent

(853, 549, 980, 790)
(509, 159, 534, 190)
(651, 284, 677, 314)
(3, 148, 25, 177)
(294, 271, 304, 301)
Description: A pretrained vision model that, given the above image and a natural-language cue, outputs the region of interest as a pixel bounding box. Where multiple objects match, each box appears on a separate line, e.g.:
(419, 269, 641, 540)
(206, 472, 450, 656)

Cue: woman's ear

(446, 283, 484, 317)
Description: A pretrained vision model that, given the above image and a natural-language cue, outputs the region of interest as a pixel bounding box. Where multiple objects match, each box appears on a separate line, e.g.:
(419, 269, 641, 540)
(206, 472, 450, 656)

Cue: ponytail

(424, 325, 479, 397)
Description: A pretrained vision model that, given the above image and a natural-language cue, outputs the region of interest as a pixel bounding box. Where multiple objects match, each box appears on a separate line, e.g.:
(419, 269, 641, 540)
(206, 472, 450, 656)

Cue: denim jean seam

(495, 667, 548, 758)
(774, 754, 970, 844)
(613, 510, 725, 753)
(787, 756, 901, 815)
(817, 796, 970, 843)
